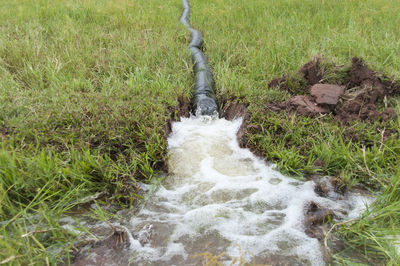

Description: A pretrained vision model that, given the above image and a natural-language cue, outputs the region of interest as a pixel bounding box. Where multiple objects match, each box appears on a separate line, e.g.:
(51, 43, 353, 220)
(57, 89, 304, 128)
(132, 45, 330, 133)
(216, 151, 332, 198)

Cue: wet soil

(220, 99, 250, 144)
(268, 57, 399, 124)
(68, 228, 131, 266)
(165, 94, 191, 136)
(219, 99, 268, 159)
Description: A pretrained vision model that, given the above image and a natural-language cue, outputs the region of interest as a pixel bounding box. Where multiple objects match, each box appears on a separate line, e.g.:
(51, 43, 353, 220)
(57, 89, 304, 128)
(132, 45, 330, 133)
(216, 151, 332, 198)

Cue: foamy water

(127, 116, 371, 265)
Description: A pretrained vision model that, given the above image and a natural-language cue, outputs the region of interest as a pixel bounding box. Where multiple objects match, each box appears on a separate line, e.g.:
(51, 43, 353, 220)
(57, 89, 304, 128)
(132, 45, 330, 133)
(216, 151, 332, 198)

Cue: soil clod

(310, 84, 345, 107)
(287, 95, 330, 116)
(298, 58, 323, 85)
(306, 202, 333, 226)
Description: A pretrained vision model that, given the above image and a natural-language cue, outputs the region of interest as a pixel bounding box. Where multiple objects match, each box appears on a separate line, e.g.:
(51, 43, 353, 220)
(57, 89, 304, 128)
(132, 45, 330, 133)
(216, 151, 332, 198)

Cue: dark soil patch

(219, 98, 267, 158)
(304, 201, 333, 263)
(166, 96, 264, 158)
(268, 57, 399, 124)
(298, 57, 324, 86)
(165, 94, 191, 136)
(220, 99, 250, 144)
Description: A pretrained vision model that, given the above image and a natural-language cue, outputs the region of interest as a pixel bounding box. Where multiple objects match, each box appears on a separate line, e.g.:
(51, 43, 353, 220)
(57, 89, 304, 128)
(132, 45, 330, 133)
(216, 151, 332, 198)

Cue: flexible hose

(180, 0, 219, 116)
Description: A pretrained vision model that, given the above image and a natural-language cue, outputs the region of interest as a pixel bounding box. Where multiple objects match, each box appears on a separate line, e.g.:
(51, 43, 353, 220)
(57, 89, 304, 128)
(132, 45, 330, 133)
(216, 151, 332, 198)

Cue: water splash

(127, 116, 372, 265)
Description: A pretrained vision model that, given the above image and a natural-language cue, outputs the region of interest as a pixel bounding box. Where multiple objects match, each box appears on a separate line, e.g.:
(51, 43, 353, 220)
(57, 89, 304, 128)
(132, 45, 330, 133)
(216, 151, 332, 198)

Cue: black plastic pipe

(180, 0, 219, 116)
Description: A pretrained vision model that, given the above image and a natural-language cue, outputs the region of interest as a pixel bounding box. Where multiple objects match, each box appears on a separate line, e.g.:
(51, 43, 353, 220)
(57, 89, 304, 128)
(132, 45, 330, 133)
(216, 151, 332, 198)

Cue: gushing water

(127, 116, 371, 265)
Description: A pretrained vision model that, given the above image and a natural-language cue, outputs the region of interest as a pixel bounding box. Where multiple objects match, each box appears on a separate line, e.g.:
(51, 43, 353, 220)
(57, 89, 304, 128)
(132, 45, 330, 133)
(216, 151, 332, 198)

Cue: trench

(70, 115, 371, 266)
(68, 1, 373, 265)
(131, 115, 373, 265)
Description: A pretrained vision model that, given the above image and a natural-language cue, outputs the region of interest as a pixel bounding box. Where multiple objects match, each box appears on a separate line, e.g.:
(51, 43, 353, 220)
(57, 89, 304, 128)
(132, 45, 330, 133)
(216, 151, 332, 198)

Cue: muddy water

(121, 116, 371, 265)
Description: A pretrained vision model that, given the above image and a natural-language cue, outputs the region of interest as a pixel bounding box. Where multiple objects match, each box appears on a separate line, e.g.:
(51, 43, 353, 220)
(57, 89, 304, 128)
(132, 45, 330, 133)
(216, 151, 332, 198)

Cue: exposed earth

(268, 57, 399, 124)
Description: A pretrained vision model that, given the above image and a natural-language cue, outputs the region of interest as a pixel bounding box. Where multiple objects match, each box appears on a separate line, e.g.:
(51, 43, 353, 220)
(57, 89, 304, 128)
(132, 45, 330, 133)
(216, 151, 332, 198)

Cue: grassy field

(1, 0, 399, 264)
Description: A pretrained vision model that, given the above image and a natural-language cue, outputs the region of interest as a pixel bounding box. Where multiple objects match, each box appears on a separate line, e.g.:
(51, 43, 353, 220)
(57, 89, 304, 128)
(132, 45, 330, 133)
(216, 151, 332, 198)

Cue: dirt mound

(269, 57, 399, 123)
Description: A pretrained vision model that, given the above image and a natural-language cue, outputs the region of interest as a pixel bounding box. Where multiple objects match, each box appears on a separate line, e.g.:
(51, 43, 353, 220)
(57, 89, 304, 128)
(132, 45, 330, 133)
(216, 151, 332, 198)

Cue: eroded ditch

(69, 113, 373, 266)
(66, 88, 397, 265)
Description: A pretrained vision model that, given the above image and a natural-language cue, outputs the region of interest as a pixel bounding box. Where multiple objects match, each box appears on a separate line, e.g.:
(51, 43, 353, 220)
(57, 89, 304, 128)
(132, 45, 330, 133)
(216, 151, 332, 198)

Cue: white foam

(129, 116, 372, 265)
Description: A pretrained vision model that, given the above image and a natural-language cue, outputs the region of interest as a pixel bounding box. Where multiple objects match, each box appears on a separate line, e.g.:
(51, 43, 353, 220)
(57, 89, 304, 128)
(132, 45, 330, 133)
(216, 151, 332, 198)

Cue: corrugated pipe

(180, 0, 219, 116)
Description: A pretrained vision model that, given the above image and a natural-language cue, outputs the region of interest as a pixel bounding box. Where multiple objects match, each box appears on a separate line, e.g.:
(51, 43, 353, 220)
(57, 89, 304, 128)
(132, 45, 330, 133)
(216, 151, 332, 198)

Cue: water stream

(124, 116, 371, 265)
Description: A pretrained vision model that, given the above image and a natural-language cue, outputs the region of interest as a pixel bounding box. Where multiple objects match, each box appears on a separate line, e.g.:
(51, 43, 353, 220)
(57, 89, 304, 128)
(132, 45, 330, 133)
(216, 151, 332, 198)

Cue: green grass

(1, 0, 400, 264)
(334, 175, 400, 265)
(0, 0, 191, 264)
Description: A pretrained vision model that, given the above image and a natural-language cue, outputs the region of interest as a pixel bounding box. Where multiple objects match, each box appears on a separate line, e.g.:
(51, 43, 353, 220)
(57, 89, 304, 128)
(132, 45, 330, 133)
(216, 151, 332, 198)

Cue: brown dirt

(298, 57, 324, 86)
(286, 95, 330, 116)
(268, 57, 399, 124)
(220, 99, 250, 145)
(306, 202, 333, 225)
(310, 84, 345, 107)
(165, 94, 191, 136)
(268, 57, 323, 95)
(219, 99, 267, 158)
